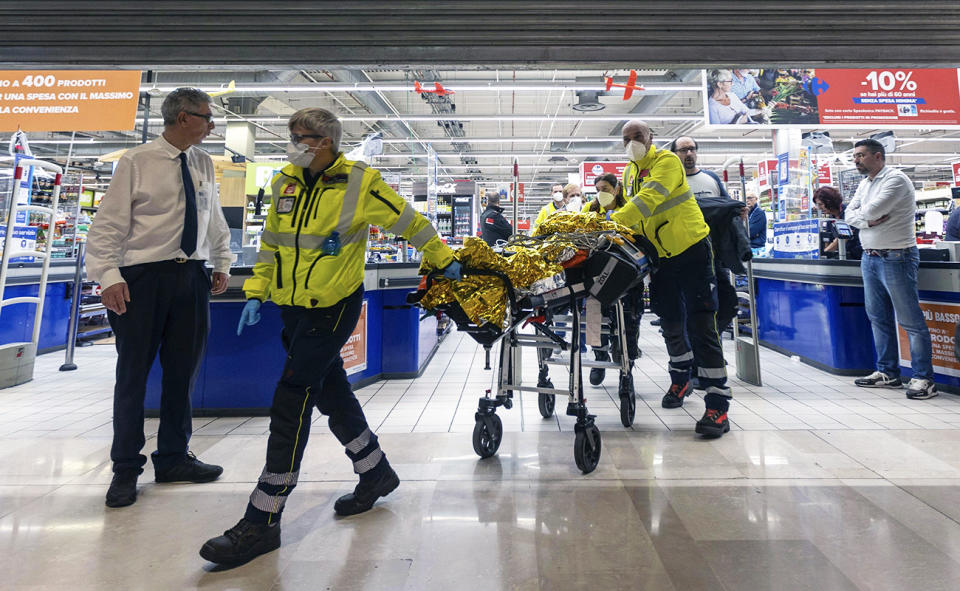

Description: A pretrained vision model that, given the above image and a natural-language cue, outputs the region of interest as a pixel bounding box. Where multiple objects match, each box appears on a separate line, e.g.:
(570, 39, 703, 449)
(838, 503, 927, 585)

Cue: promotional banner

(0, 70, 141, 132)
(817, 160, 833, 186)
(899, 301, 960, 378)
(772, 220, 819, 259)
(0, 225, 38, 263)
(579, 161, 629, 192)
(341, 301, 367, 375)
(953, 163, 960, 187)
(704, 68, 960, 128)
(756, 158, 779, 192)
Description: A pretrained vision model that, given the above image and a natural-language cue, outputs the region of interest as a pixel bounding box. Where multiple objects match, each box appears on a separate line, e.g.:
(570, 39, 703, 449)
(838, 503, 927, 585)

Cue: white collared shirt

(844, 165, 916, 250)
(86, 135, 233, 290)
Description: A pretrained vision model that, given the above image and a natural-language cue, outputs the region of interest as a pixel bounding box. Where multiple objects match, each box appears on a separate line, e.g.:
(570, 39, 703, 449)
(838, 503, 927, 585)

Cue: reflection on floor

(2, 322, 960, 589)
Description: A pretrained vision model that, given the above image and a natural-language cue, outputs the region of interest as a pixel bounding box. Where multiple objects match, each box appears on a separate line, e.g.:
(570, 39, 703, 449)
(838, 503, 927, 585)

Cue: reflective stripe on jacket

(243, 154, 453, 307)
(612, 144, 710, 259)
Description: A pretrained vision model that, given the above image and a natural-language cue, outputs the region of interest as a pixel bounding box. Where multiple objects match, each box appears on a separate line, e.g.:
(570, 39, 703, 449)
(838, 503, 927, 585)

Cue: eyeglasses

(290, 133, 325, 144)
(184, 111, 213, 122)
(675, 147, 697, 153)
(718, 80, 733, 84)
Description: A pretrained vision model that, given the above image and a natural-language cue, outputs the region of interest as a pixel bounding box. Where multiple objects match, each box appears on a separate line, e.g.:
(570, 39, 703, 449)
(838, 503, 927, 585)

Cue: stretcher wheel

(537, 391, 555, 418)
(472, 414, 502, 459)
(574, 425, 601, 474)
(619, 392, 636, 427)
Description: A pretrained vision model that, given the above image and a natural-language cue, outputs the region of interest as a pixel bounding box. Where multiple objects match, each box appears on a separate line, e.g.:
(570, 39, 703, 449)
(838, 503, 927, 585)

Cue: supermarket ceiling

(7, 1, 960, 200)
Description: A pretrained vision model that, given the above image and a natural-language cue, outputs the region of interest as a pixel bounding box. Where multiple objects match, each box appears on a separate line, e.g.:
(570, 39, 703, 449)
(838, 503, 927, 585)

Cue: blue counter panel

(147, 290, 402, 413)
(0, 282, 71, 352)
(756, 278, 876, 372)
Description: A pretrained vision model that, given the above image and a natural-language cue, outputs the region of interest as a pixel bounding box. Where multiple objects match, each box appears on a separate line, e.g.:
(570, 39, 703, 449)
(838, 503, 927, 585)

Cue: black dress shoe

(334, 464, 399, 516)
(589, 367, 605, 385)
(199, 518, 281, 565)
(155, 452, 223, 483)
(105, 469, 141, 508)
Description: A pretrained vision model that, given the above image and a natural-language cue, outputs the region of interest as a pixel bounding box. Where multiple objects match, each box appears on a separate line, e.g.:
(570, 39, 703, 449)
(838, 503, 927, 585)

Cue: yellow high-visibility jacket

(534, 201, 562, 230)
(612, 144, 710, 259)
(244, 154, 453, 307)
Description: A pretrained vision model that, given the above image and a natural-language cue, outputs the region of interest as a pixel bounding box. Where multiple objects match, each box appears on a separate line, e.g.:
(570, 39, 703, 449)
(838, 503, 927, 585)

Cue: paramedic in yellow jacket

(533, 183, 567, 230)
(611, 119, 732, 439)
(200, 108, 461, 566)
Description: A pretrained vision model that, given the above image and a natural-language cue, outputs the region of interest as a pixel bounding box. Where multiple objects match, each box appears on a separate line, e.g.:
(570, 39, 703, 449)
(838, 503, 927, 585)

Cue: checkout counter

(753, 249, 960, 392)
(0, 260, 78, 353)
(144, 262, 445, 415)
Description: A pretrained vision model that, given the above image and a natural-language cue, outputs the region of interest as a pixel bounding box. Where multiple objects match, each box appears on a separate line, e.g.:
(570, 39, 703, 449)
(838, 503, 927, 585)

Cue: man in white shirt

(87, 88, 233, 508)
(845, 138, 936, 399)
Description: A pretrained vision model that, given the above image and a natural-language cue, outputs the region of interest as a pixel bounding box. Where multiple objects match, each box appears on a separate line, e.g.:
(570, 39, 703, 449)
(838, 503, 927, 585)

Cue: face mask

(625, 139, 647, 161)
(552, 191, 564, 203)
(286, 142, 316, 167)
(597, 191, 616, 209)
(566, 197, 583, 212)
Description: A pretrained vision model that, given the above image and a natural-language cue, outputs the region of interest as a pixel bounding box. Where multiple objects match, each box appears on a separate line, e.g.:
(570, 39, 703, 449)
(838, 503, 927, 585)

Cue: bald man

(612, 120, 733, 438)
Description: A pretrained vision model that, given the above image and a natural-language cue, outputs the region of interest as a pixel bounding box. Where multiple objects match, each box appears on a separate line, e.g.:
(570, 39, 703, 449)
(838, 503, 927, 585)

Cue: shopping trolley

(409, 235, 651, 474)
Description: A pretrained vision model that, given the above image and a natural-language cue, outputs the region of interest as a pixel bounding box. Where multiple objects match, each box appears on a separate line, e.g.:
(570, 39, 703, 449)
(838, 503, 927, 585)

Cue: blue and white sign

(772, 220, 819, 259)
(777, 152, 790, 185)
(0, 225, 38, 263)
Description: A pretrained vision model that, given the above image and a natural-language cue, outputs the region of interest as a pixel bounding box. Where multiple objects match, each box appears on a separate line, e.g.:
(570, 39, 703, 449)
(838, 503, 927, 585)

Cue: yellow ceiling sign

(0, 70, 141, 132)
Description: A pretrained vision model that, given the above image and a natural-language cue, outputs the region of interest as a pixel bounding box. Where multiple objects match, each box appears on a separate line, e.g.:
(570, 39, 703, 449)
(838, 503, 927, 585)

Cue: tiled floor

(3, 321, 960, 589)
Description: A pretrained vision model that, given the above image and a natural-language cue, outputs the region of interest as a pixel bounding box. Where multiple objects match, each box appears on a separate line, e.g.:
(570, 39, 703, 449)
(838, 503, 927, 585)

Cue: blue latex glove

(237, 299, 262, 336)
(442, 261, 463, 281)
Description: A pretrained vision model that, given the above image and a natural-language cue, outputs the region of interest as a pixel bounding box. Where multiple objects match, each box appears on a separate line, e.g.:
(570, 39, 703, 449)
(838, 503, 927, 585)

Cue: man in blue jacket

(747, 194, 767, 250)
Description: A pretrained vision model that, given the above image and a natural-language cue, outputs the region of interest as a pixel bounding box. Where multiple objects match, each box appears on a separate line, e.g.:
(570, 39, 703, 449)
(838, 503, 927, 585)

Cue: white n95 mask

(625, 140, 647, 162)
(566, 197, 583, 212)
(552, 191, 564, 203)
(286, 142, 316, 167)
(597, 191, 616, 209)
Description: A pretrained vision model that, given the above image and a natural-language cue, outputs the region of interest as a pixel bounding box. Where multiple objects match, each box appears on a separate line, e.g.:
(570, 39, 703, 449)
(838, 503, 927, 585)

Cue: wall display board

(579, 161, 629, 192)
(704, 68, 960, 129)
(0, 70, 141, 131)
(772, 219, 819, 259)
(899, 301, 960, 378)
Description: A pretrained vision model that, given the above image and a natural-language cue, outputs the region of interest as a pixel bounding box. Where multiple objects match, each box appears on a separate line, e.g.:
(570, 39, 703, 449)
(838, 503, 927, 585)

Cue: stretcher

(409, 234, 652, 474)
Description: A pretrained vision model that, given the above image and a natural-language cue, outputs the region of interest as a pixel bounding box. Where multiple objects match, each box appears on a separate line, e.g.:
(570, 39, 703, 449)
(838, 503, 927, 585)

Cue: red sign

(509, 182, 524, 203)
(579, 161, 629, 192)
(341, 301, 367, 376)
(756, 159, 778, 192)
(816, 160, 833, 185)
(899, 301, 960, 377)
(707, 68, 960, 128)
(953, 163, 960, 187)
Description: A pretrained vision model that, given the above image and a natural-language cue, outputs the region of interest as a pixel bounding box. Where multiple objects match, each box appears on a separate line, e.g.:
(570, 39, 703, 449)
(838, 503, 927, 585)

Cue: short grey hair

(708, 69, 734, 92)
(161, 87, 212, 126)
(288, 107, 343, 152)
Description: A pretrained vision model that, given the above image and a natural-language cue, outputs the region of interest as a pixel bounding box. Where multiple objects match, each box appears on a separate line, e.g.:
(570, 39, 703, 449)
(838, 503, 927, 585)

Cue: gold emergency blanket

(419, 212, 636, 328)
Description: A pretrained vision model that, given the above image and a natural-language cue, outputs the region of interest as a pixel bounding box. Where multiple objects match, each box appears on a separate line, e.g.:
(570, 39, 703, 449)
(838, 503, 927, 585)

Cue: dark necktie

(178, 152, 198, 257)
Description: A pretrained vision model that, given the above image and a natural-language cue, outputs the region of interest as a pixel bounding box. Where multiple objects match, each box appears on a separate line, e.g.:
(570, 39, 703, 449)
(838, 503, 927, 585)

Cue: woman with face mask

(584, 173, 626, 219)
(582, 173, 643, 386)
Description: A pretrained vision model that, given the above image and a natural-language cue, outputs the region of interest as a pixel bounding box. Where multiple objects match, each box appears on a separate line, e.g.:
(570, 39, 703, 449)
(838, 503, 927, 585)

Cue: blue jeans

(861, 247, 933, 380)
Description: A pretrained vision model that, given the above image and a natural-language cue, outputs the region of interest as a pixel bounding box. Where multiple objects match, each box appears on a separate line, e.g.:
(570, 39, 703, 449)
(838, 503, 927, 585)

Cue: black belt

(865, 247, 910, 257)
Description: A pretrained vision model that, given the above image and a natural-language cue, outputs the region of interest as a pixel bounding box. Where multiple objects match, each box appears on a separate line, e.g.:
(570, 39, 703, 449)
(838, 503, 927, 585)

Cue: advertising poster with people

(704, 68, 960, 128)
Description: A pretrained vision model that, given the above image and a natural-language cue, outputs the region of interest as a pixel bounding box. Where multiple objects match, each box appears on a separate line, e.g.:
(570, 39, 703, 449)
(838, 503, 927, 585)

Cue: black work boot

(199, 518, 281, 565)
(661, 381, 692, 409)
(334, 463, 400, 516)
(105, 468, 141, 508)
(154, 452, 223, 483)
(695, 408, 730, 439)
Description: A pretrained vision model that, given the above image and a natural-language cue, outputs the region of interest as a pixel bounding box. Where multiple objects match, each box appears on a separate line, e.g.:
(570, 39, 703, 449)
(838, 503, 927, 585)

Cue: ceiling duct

(572, 90, 605, 112)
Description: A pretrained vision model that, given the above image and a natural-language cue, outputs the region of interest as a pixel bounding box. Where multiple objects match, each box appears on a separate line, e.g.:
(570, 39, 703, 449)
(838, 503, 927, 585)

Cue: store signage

(772, 220, 819, 259)
(899, 301, 960, 378)
(244, 162, 281, 195)
(953, 163, 960, 187)
(579, 161, 629, 192)
(0, 70, 141, 132)
(704, 68, 960, 128)
(756, 158, 778, 192)
(509, 182, 524, 202)
(816, 160, 833, 186)
(0, 225, 38, 263)
(341, 300, 367, 376)
(777, 153, 790, 185)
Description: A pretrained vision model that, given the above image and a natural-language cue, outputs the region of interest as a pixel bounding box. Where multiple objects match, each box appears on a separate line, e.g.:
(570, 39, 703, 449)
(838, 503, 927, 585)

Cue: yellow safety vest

(244, 154, 453, 307)
(534, 201, 562, 230)
(613, 145, 710, 258)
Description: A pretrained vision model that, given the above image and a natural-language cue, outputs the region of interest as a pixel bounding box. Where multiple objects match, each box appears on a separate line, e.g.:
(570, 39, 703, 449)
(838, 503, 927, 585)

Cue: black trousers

(650, 238, 732, 410)
(246, 288, 383, 524)
(596, 283, 644, 363)
(685, 260, 738, 343)
(108, 260, 210, 473)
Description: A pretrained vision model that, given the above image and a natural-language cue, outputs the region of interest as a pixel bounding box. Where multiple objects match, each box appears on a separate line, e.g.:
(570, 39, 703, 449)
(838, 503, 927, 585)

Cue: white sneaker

(854, 371, 903, 389)
(905, 378, 938, 400)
